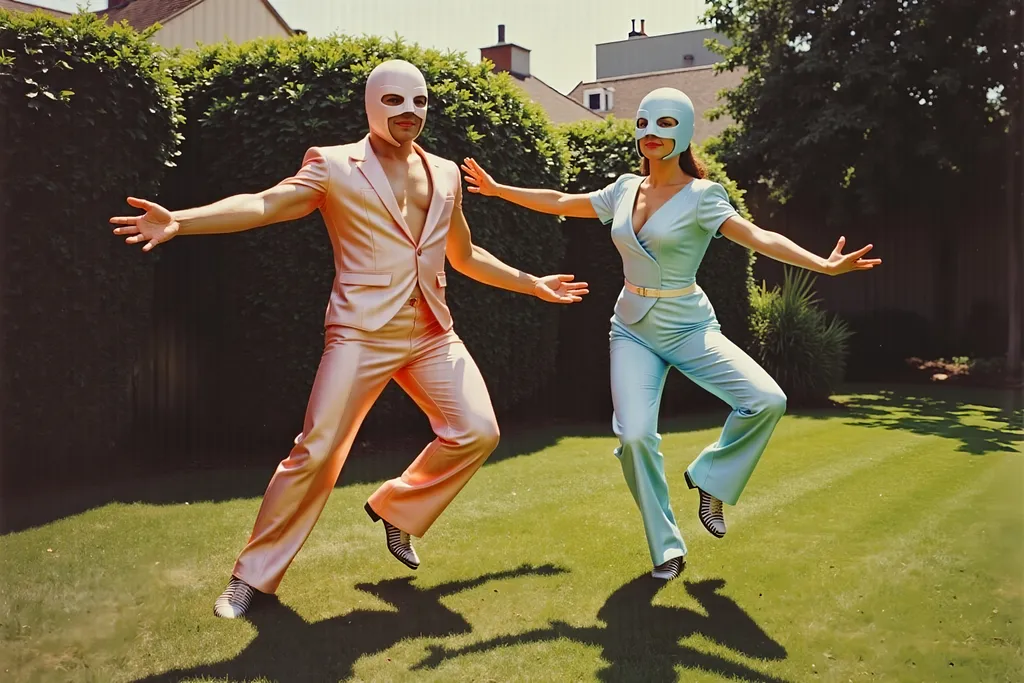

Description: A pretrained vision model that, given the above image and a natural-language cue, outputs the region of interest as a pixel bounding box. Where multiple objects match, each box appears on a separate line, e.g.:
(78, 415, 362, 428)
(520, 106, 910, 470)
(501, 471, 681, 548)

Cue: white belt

(624, 280, 696, 298)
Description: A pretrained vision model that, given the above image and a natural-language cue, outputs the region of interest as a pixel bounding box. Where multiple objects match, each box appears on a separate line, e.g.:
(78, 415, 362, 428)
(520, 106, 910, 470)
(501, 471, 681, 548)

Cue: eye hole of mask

(637, 117, 678, 128)
(381, 94, 428, 107)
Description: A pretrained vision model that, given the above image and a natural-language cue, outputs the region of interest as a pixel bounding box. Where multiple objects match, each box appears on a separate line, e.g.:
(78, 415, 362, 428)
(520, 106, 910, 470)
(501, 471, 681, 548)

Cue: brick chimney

(628, 18, 648, 39)
(480, 24, 531, 79)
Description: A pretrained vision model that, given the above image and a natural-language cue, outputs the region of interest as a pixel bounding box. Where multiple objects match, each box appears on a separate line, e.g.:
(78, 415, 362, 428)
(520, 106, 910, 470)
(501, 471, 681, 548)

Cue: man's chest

(378, 157, 433, 217)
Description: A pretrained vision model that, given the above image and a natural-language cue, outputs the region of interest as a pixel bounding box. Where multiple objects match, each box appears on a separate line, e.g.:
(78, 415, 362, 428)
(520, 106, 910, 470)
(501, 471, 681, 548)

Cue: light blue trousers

(609, 289, 787, 565)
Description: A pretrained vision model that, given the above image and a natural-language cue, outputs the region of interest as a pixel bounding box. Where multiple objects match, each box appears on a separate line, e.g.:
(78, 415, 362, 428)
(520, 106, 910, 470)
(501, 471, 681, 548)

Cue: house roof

(594, 26, 720, 48)
(96, 0, 293, 35)
(568, 64, 746, 143)
(510, 74, 603, 125)
(0, 0, 70, 17)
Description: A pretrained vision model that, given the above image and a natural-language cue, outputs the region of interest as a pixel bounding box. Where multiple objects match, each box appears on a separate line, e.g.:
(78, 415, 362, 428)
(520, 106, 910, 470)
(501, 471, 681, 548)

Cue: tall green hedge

(553, 118, 755, 419)
(0, 10, 180, 485)
(165, 35, 568, 446)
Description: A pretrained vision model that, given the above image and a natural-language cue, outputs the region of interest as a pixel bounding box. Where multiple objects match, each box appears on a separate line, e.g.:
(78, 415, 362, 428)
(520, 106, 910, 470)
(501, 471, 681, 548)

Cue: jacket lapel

(416, 144, 447, 245)
(352, 137, 416, 245)
(619, 177, 658, 264)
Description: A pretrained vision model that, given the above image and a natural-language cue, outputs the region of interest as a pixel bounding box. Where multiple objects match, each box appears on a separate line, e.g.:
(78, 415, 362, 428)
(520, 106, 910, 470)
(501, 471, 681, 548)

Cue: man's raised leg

(365, 325, 499, 561)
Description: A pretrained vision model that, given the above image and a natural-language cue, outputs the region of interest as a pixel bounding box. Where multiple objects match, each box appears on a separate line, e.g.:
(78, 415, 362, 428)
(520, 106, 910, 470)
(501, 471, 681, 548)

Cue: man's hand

(533, 274, 589, 304)
(111, 197, 179, 252)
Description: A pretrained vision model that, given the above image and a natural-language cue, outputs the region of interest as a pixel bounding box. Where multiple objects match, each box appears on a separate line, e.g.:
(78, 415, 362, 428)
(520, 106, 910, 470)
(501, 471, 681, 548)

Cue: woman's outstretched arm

(461, 157, 598, 219)
(719, 216, 881, 275)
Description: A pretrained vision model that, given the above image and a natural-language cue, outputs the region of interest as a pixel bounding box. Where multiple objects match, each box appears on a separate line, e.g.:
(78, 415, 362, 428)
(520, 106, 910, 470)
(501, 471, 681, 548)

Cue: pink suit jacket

(280, 135, 459, 331)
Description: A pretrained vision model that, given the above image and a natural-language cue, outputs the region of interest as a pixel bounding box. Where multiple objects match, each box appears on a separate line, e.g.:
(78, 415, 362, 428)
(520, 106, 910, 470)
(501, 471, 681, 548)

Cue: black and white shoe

(652, 556, 685, 580)
(365, 502, 420, 570)
(685, 471, 727, 538)
(698, 490, 727, 538)
(214, 577, 255, 619)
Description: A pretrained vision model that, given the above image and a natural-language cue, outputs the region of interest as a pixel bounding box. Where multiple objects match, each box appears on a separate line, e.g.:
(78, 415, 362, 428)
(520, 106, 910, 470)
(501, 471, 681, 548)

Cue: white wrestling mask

(364, 59, 428, 146)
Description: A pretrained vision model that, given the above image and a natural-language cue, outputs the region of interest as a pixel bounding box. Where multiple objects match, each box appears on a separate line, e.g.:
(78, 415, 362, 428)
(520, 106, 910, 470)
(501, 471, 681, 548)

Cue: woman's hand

(823, 236, 882, 275)
(461, 157, 499, 197)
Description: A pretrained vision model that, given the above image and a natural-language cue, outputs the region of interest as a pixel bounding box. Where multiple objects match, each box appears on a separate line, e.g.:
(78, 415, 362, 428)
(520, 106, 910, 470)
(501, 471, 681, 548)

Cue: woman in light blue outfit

(462, 88, 880, 580)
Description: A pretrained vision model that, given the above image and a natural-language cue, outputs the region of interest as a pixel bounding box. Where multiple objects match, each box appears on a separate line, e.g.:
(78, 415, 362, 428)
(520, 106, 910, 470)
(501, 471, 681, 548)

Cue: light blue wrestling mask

(634, 87, 695, 160)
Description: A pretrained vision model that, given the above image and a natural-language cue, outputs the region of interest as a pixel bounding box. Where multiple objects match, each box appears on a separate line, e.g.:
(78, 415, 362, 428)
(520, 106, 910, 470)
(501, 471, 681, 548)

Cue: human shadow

(834, 387, 1023, 456)
(413, 574, 789, 683)
(132, 563, 567, 683)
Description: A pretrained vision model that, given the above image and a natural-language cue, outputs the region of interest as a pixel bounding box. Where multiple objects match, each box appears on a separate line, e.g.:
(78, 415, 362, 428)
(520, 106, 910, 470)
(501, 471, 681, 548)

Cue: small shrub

(904, 355, 1016, 387)
(749, 267, 853, 405)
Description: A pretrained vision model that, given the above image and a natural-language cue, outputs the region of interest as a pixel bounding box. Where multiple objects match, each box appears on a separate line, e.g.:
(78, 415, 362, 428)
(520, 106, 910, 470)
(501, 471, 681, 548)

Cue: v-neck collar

(351, 136, 446, 247)
(627, 176, 695, 238)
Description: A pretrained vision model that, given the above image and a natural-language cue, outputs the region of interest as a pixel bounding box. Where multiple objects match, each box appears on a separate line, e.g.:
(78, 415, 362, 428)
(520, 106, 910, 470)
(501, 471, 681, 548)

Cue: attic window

(584, 87, 614, 112)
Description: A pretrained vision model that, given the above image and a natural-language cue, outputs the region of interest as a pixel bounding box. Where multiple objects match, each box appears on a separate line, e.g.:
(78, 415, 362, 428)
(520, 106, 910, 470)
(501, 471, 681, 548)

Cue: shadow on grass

(7, 384, 1017, 535)
(827, 385, 1023, 456)
(132, 563, 568, 683)
(0, 412, 726, 534)
(413, 574, 789, 683)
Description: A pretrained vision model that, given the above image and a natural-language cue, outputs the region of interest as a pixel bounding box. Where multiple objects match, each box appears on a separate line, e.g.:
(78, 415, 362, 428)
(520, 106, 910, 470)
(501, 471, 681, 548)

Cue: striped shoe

(698, 490, 727, 538)
(685, 471, 727, 538)
(365, 503, 420, 570)
(213, 577, 255, 619)
(652, 556, 686, 580)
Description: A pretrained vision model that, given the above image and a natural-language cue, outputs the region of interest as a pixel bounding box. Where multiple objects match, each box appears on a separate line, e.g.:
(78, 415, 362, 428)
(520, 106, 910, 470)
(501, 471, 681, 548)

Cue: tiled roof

(96, 0, 199, 29)
(95, 0, 292, 34)
(569, 64, 747, 143)
(512, 75, 604, 125)
(0, 0, 70, 17)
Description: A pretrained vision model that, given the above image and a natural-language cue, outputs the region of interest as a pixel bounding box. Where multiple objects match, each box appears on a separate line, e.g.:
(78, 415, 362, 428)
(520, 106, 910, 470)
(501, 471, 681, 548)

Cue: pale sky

(31, 0, 712, 93)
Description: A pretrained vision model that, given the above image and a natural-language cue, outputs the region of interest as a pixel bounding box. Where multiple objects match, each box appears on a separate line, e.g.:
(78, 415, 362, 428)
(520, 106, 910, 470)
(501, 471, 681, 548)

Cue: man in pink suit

(111, 59, 588, 618)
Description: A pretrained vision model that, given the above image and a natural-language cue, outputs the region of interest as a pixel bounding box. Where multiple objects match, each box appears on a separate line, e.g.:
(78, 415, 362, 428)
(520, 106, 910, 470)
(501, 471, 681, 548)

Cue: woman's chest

(612, 196, 700, 251)
(630, 187, 683, 234)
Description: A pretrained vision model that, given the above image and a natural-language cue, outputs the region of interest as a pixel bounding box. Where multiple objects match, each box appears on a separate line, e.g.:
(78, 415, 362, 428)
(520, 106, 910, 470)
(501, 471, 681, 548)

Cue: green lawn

(2, 385, 1021, 682)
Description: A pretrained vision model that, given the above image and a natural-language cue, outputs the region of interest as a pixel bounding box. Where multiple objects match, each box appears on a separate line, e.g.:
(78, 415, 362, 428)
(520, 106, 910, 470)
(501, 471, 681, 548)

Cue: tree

(703, 0, 1020, 214)
(704, 0, 1022, 376)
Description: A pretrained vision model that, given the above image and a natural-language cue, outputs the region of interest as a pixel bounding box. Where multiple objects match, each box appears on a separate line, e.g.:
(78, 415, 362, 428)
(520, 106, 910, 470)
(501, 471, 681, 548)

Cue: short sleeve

(278, 147, 330, 202)
(696, 182, 738, 237)
(587, 174, 632, 225)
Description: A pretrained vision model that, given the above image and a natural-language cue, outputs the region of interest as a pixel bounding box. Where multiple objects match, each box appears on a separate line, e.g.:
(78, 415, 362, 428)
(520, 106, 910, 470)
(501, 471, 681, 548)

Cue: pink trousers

(232, 297, 499, 593)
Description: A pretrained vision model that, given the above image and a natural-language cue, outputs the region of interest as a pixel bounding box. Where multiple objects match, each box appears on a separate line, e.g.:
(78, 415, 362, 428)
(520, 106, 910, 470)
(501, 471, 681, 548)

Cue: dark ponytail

(639, 146, 707, 179)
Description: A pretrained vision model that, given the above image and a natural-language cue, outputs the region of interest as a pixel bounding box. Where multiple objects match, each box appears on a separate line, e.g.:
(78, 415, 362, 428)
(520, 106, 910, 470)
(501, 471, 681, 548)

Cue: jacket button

(416, 248, 423, 256)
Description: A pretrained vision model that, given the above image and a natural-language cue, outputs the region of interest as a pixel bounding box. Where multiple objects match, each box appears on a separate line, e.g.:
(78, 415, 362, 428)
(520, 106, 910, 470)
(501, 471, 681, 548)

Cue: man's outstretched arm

(112, 184, 323, 252)
(112, 147, 328, 252)
(176, 184, 322, 235)
(445, 182, 588, 304)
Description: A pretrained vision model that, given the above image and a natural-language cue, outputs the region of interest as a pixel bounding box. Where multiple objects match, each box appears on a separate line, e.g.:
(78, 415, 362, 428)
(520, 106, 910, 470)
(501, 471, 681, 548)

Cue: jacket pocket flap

(338, 271, 392, 287)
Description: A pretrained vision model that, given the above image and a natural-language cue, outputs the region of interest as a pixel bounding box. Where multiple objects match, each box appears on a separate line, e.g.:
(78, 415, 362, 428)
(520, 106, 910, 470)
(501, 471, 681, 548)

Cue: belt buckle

(636, 286, 647, 297)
